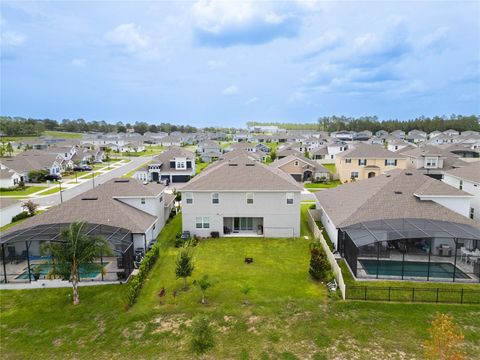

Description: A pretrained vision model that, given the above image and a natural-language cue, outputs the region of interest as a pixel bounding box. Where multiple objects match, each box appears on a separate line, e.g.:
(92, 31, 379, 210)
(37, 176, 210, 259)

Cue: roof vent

(385, 174, 391, 178)
(228, 163, 238, 166)
(394, 191, 403, 195)
(246, 163, 255, 166)
(81, 196, 98, 200)
(114, 179, 130, 183)
(405, 172, 413, 176)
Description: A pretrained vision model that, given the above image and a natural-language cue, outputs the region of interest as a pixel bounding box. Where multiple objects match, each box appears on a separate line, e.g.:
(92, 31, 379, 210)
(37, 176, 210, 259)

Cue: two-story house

(196, 140, 222, 162)
(181, 155, 302, 238)
(135, 147, 196, 183)
(443, 162, 480, 222)
(335, 143, 407, 182)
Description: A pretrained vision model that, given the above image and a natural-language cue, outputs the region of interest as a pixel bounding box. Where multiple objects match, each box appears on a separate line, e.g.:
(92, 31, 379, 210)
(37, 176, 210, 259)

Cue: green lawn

(38, 187, 61, 195)
(1, 212, 479, 359)
(322, 163, 336, 173)
(0, 186, 45, 197)
(195, 161, 209, 174)
(305, 180, 342, 189)
(43, 131, 83, 139)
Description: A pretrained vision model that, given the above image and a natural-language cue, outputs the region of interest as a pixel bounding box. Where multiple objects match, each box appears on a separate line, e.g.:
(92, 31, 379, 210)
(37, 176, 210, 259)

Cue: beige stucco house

(335, 143, 407, 182)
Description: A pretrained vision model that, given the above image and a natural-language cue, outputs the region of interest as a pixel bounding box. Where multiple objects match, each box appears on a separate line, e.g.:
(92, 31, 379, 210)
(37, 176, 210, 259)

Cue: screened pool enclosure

(0, 223, 135, 284)
(338, 218, 480, 283)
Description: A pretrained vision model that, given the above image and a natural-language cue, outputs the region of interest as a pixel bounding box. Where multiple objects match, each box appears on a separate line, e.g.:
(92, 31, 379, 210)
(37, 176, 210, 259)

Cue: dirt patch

(151, 315, 191, 335)
(122, 321, 146, 340)
(247, 326, 259, 335)
(52, 338, 63, 347)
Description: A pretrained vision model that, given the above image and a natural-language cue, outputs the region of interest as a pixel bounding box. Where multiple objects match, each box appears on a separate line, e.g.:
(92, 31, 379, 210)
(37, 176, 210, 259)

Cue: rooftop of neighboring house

(444, 162, 480, 184)
(182, 153, 303, 192)
(218, 149, 262, 162)
(401, 144, 457, 158)
(228, 142, 256, 151)
(337, 143, 405, 159)
(277, 147, 303, 158)
(198, 140, 220, 148)
(0, 150, 60, 172)
(311, 145, 328, 156)
(272, 154, 330, 173)
(0, 178, 166, 237)
(150, 147, 195, 166)
(315, 170, 478, 229)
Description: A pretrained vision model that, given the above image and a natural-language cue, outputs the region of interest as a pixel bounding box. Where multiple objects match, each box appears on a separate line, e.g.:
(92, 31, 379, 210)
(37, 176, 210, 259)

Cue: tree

(304, 149, 310, 159)
(270, 149, 277, 161)
(309, 242, 330, 281)
(104, 147, 112, 162)
(41, 222, 111, 305)
(175, 248, 194, 289)
(190, 316, 215, 354)
(22, 200, 38, 216)
(193, 274, 213, 304)
(5, 142, 13, 157)
(424, 313, 466, 360)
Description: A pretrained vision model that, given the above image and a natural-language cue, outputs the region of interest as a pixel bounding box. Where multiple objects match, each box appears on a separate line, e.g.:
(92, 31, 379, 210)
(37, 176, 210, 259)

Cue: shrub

(125, 245, 160, 308)
(28, 169, 49, 183)
(12, 211, 31, 222)
(309, 204, 316, 210)
(309, 242, 330, 282)
(190, 316, 215, 354)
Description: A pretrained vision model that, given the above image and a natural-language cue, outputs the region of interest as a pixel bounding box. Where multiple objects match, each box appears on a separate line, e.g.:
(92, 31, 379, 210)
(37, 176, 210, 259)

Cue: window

(425, 157, 438, 168)
(351, 171, 359, 179)
(358, 159, 367, 166)
(286, 193, 294, 204)
(141, 198, 145, 204)
(196, 217, 210, 228)
(294, 161, 299, 166)
(177, 162, 186, 169)
(459, 180, 463, 190)
(470, 207, 475, 220)
(212, 192, 219, 204)
(246, 193, 254, 204)
(345, 158, 351, 163)
(385, 159, 396, 166)
(159, 196, 163, 203)
(185, 192, 193, 204)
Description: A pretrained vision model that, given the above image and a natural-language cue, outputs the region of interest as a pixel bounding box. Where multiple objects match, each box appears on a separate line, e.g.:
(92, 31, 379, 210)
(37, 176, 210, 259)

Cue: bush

(28, 169, 49, 183)
(125, 245, 160, 308)
(190, 316, 215, 354)
(11, 211, 31, 222)
(309, 242, 330, 282)
(309, 204, 316, 210)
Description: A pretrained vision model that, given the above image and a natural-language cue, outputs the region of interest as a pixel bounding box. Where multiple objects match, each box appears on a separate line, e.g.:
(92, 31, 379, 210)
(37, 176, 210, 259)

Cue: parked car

(73, 165, 93, 171)
(44, 174, 62, 181)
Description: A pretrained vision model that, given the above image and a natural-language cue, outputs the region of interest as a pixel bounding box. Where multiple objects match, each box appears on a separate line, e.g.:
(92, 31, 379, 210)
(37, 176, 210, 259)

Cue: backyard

(0, 213, 479, 359)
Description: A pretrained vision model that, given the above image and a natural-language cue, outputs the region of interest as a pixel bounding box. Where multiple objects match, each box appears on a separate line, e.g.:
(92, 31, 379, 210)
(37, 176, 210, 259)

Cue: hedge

(125, 245, 160, 307)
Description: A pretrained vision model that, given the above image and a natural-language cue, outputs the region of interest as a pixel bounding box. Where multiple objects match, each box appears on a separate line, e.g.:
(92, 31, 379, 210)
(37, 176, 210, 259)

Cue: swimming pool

(359, 259, 470, 279)
(16, 263, 106, 280)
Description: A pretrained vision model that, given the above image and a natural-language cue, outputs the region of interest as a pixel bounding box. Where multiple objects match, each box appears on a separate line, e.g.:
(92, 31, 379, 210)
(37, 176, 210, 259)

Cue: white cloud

(105, 23, 160, 59)
(222, 85, 239, 95)
(245, 97, 258, 105)
(207, 60, 225, 69)
(71, 58, 86, 67)
(301, 30, 343, 59)
(419, 27, 449, 53)
(1, 31, 26, 46)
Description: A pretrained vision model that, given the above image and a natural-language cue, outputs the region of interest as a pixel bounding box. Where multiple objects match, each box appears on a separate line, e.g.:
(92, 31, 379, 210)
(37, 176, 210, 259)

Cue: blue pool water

(16, 263, 105, 280)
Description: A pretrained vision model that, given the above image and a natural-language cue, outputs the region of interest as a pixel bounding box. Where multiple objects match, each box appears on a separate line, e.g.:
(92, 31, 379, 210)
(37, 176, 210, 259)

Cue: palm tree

(41, 222, 111, 305)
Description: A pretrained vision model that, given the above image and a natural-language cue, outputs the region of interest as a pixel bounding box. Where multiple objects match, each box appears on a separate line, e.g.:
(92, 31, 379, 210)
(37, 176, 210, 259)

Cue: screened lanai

(338, 218, 480, 283)
(0, 223, 135, 284)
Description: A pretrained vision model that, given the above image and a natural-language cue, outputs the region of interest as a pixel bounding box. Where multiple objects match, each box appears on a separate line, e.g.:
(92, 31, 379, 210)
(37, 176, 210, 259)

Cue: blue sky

(1, 0, 479, 127)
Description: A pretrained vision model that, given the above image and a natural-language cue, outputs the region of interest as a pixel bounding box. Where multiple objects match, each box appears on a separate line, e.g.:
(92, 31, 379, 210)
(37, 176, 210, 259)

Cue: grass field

(305, 180, 342, 189)
(38, 187, 62, 195)
(195, 161, 209, 174)
(0, 186, 45, 197)
(0, 212, 479, 359)
(43, 131, 83, 139)
(322, 163, 336, 173)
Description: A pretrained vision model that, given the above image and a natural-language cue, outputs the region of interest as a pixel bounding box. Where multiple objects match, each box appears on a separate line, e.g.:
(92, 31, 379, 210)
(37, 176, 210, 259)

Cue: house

(405, 131, 427, 144)
(429, 130, 442, 139)
(276, 147, 302, 159)
(255, 143, 271, 153)
(401, 145, 466, 179)
(428, 134, 456, 145)
(0, 198, 23, 228)
(272, 154, 330, 182)
(181, 154, 302, 238)
(0, 178, 176, 283)
(134, 147, 196, 183)
(354, 131, 372, 141)
(159, 135, 182, 147)
(72, 147, 105, 164)
(0, 168, 22, 188)
(314, 170, 480, 282)
(387, 139, 412, 152)
(46, 145, 77, 161)
(331, 131, 355, 141)
(335, 143, 406, 182)
(391, 130, 406, 139)
(233, 133, 253, 142)
(444, 129, 460, 137)
(226, 142, 257, 153)
(218, 149, 262, 162)
(443, 162, 480, 221)
(438, 143, 480, 159)
(0, 150, 70, 181)
(248, 125, 279, 133)
(196, 140, 222, 162)
(375, 130, 389, 137)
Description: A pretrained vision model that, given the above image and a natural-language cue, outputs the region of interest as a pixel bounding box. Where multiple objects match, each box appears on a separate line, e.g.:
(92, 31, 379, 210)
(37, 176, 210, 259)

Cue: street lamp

(58, 180, 63, 203)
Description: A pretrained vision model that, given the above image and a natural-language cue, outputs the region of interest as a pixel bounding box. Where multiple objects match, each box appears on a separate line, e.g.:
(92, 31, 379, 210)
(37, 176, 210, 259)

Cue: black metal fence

(346, 285, 480, 304)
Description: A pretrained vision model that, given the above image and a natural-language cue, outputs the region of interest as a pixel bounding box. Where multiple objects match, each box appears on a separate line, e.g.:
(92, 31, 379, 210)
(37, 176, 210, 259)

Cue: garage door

(172, 175, 191, 183)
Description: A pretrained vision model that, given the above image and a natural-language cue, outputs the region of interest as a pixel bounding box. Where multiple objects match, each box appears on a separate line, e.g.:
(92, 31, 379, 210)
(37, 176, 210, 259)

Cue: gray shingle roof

(444, 162, 480, 184)
(1, 150, 59, 173)
(315, 170, 479, 229)
(0, 179, 165, 237)
(182, 154, 303, 191)
(337, 143, 405, 159)
(272, 154, 330, 173)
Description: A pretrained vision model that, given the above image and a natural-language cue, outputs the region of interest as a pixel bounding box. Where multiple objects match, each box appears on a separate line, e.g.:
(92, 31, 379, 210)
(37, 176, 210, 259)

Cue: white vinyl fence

(307, 208, 346, 300)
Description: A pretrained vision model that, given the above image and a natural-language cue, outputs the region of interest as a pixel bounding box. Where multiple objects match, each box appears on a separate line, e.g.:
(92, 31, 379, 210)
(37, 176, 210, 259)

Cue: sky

(1, 0, 479, 127)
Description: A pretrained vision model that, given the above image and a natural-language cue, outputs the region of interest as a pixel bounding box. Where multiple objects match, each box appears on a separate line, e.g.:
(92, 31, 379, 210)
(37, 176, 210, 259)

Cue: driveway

(34, 156, 153, 207)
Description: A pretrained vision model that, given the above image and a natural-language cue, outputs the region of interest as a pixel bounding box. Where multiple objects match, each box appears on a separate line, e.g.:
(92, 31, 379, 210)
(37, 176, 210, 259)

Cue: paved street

(34, 156, 153, 207)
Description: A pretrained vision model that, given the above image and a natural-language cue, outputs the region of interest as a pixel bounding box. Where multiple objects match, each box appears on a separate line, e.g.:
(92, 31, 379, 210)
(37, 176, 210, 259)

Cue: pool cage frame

(0, 223, 135, 284)
(338, 218, 480, 283)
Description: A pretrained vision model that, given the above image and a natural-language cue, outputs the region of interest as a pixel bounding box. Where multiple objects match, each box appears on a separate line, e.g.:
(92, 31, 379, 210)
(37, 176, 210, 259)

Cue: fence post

(364, 286, 367, 300)
(436, 288, 439, 303)
(412, 288, 415, 302)
(388, 287, 391, 302)
(460, 288, 464, 304)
